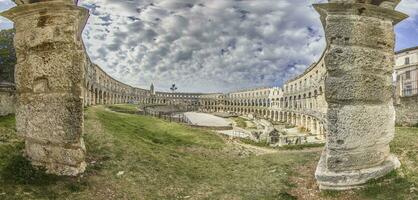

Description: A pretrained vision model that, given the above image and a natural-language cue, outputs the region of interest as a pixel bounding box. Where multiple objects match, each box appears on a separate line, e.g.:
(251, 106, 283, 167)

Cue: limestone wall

(395, 96, 418, 126)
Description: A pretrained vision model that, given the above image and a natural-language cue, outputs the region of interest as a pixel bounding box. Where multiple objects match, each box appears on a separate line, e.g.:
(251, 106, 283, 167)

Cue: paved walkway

(184, 112, 232, 127)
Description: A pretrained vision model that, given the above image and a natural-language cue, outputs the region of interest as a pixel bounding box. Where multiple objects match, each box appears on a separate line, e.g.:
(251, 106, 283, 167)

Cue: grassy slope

(231, 117, 247, 129)
(0, 106, 313, 200)
(107, 104, 139, 114)
(0, 107, 416, 199)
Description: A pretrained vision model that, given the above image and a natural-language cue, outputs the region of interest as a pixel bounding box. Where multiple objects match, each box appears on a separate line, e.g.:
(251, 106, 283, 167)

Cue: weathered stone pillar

(314, 0, 407, 190)
(89, 89, 93, 106)
(83, 89, 88, 107)
(1, 0, 89, 176)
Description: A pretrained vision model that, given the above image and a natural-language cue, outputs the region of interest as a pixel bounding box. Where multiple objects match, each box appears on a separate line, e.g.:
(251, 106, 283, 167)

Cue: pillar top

(314, 3, 408, 25)
(12, 0, 78, 6)
(328, 1, 401, 9)
(1, 1, 87, 22)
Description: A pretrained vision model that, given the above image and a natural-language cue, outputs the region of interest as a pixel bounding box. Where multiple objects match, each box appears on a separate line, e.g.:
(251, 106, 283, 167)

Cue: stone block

(25, 140, 85, 167)
(325, 74, 393, 103)
(16, 93, 83, 144)
(316, 151, 400, 190)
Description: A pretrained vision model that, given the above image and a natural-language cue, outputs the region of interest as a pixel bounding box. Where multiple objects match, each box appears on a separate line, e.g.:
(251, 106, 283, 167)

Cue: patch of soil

(288, 158, 361, 200)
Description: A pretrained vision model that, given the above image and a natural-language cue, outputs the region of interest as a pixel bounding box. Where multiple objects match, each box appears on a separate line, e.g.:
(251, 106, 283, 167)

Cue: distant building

(394, 46, 418, 126)
(150, 83, 155, 95)
(395, 47, 418, 97)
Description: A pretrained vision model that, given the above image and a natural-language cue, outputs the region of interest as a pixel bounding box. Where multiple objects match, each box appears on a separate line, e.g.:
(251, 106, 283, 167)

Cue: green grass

(239, 138, 271, 148)
(284, 124, 296, 129)
(358, 127, 418, 200)
(0, 108, 416, 199)
(0, 106, 312, 199)
(277, 143, 325, 150)
(240, 138, 325, 150)
(106, 104, 139, 114)
(231, 117, 247, 129)
(319, 127, 418, 200)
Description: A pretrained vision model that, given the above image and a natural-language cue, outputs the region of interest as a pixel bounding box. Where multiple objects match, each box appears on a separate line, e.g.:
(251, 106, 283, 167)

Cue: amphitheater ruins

(0, 0, 414, 191)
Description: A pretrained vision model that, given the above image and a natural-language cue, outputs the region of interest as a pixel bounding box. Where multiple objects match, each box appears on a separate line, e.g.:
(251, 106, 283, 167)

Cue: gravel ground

(184, 112, 232, 127)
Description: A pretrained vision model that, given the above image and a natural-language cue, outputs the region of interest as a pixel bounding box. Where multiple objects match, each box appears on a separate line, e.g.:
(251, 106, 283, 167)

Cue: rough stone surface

(1, 1, 89, 176)
(316, 152, 401, 190)
(314, 1, 407, 190)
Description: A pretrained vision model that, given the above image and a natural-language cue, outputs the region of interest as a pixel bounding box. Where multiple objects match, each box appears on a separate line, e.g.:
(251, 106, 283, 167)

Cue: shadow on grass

(320, 170, 417, 199)
(1, 154, 60, 186)
(0, 154, 92, 199)
(276, 192, 298, 200)
(360, 170, 416, 199)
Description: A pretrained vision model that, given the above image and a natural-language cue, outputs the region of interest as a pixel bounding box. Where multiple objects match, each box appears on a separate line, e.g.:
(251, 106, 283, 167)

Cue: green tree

(0, 29, 16, 84)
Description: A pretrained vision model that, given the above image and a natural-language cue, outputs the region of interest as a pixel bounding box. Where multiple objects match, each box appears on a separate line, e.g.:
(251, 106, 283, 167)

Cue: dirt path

(220, 135, 323, 156)
(230, 141, 277, 155)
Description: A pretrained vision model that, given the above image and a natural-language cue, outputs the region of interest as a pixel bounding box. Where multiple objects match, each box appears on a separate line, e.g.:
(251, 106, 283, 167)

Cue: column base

(315, 151, 401, 190)
(32, 160, 87, 177)
(25, 140, 86, 176)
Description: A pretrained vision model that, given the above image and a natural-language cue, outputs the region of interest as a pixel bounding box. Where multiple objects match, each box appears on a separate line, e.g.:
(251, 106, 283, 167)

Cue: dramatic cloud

(396, 0, 418, 50)
(0, 0, 417, 93)
(78, 0, 326, 92)
(0, 0, 14, 29)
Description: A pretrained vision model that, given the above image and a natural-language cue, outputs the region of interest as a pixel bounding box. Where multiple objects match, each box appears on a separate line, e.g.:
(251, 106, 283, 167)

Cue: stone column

(91, 89, 95, 105)
(83, 89, 87, 107)
(86, 88, 90, 106)
(314, 0, 407, 190)
(1, 0, 89, 176)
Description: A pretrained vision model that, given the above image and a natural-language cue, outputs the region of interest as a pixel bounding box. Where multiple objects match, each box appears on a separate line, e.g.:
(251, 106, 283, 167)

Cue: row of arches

(141, 97, 200, 106)
(198, 104, 326, 138)
(83, 84, 141, 106)
(200, 99, 271, 108)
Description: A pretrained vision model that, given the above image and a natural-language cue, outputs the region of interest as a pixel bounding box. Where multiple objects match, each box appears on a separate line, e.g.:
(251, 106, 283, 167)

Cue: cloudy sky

(0, 0, 417, 93)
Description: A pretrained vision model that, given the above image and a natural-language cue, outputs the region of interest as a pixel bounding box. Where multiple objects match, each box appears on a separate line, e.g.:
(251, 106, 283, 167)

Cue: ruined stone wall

(144, 92, 204, 106)
(279, 52, 327, 139)
(395, 96, 418, 126)
(194, 56, 328, 140)
(199, 87, 271, 115)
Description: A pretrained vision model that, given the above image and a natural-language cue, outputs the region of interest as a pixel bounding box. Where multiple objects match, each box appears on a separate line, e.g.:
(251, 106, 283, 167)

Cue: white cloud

(0, 0, 15, 29)
(397, 0, 418, 17)
(78, 0, 326, 92)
